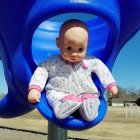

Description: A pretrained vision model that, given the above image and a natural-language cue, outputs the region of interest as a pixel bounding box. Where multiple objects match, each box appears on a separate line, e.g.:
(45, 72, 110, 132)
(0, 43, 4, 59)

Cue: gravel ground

(0, 128, 47, 140)
(0, 127, 121, 140)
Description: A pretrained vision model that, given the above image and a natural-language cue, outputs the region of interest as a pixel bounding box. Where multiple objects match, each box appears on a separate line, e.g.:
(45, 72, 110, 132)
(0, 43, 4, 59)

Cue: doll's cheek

(64, 52, 68, 56)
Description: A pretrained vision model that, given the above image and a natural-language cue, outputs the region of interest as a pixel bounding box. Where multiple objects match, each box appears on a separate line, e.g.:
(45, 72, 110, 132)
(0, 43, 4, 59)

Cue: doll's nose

(71, 53, 77, 60)
(72, 53, 77, 57)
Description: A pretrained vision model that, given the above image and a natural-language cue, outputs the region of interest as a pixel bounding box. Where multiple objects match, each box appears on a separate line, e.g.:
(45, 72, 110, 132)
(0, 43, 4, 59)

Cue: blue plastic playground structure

(0, 0, 140, 130)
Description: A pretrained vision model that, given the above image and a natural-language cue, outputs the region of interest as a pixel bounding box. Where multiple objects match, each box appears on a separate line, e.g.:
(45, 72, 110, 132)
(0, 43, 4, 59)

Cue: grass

(0, 106, 140, 140)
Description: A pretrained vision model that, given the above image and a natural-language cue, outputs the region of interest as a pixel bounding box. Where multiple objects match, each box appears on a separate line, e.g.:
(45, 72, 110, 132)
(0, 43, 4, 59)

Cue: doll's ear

(56, 37, 60, 48)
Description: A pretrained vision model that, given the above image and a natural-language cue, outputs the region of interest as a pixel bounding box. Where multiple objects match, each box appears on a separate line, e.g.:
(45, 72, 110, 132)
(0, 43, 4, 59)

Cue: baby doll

(28, 19, 118, 121)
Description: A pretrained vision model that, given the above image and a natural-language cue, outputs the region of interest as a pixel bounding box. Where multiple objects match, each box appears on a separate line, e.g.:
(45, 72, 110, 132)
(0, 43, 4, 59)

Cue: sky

(112, 30, 140, 90)
(0, 60, 7, 93)
(0, 13, 140, 94)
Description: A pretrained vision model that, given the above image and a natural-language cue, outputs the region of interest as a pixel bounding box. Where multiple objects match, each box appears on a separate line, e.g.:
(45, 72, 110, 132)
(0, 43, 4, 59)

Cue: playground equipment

(0, 0, 140, 131)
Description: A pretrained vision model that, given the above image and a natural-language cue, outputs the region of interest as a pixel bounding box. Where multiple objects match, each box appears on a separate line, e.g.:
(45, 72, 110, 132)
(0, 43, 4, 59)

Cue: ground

(0, 106, 140, 140)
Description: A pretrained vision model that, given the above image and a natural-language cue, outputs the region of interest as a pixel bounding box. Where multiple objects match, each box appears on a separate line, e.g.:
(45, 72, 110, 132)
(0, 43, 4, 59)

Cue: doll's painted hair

(59, 19, 88, 37)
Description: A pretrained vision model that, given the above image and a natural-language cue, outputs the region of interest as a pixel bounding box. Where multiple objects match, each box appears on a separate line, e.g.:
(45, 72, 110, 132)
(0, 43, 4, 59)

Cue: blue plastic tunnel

(0, 0, 140, 130)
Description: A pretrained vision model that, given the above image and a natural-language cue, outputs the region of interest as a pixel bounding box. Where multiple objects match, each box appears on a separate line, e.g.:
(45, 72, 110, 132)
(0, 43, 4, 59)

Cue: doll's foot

(54, 95, 82, 119)
(79, 93, 100, 121)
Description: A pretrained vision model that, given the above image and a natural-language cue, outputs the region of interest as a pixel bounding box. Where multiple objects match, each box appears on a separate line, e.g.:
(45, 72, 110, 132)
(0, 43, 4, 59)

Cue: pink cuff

(106, 82, 117, 90)
(28, 85, 42, 92)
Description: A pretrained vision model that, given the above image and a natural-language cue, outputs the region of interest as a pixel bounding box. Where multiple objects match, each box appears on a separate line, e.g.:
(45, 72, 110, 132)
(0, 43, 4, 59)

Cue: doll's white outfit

(29, 56, 116, 121)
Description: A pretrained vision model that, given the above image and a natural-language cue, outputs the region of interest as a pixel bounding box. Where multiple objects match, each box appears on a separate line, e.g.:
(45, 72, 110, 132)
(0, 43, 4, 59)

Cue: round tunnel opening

(31, 12, 110, 65)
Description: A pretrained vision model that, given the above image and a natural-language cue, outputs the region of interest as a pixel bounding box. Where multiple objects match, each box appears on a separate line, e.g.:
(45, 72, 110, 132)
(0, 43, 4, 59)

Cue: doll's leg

(46, 90, 82, 119)
(79, 93, 100, 122)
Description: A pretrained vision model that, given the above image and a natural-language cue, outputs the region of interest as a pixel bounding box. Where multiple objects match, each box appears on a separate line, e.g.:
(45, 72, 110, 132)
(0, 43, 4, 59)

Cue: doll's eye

(78, 48, 83, 52)
(67, 46, 72, 51)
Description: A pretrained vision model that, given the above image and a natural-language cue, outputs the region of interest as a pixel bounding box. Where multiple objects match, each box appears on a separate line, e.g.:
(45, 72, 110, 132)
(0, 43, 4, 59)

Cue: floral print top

(29, 56, 116, 96)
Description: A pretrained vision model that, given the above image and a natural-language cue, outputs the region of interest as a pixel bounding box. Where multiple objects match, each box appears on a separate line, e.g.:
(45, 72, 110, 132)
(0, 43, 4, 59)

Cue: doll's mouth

(71, 59, 77, 62)
(71, 57, 78, 61)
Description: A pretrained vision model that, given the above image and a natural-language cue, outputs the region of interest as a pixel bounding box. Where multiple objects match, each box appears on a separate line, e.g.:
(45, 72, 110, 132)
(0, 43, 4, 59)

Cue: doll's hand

(28, 89, 41, 103)
(109, 86, 118, 98)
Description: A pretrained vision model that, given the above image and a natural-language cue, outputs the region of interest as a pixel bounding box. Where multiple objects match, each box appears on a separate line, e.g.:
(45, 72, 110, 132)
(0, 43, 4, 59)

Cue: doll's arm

(28, 89, 41, 103)
(107, 84, 118, 97)
(91, 58, 118, 96)
(28, 66, 48, 103)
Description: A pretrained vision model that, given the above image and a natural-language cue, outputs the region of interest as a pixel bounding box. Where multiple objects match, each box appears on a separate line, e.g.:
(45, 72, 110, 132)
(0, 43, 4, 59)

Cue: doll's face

(56, 24, 88, 63)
